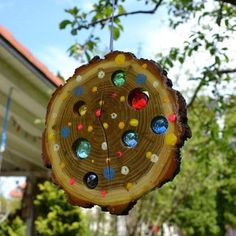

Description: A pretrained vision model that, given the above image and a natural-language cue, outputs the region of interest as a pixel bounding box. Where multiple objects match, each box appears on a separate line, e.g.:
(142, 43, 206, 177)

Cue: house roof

(0, 25, 62, 87)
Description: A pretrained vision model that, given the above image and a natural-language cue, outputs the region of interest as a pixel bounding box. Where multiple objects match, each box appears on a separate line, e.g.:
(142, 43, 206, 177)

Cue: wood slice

(42, 51, 191, 215)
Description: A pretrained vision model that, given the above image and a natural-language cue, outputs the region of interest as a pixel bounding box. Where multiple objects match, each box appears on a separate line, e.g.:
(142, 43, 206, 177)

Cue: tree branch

(217, 68, 236, 74)
(187, 81, 204, 108)
(76, 0, 164, 30)
(220, 0, 236, 7)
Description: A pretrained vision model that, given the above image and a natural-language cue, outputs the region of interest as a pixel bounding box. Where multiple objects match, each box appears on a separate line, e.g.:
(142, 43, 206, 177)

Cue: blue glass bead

(84, 172, 98, 189)
(151, 116, 168, 134)
(136, 74, 147, 84)
(122, 130, 138, 148)
(61, 127, 70, 138)
(103, 167, 115, 180)
(74, 138, 91, 159)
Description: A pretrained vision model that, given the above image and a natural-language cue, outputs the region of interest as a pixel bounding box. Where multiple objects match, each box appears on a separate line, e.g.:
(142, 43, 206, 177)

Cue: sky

(0, 0, 235, 197)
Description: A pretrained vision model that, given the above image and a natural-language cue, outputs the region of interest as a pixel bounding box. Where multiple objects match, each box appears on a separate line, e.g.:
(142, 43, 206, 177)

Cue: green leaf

(59, 20, 71, 29)
(113, 27, 120, 40)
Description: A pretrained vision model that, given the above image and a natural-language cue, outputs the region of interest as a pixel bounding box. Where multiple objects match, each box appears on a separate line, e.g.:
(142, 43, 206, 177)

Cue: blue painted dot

(136, 74, 147, 84)
(61, 127, 70, 138)
(122, 130, 138, 148)
(151, 116, 168, 134)
(103, 167, 115, 180)
(74, 86, 84, 96)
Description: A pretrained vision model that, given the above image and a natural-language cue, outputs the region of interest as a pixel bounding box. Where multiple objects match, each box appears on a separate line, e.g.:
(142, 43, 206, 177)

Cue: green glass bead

(112, 71, 126, 87)
(74, 138, 91, 159)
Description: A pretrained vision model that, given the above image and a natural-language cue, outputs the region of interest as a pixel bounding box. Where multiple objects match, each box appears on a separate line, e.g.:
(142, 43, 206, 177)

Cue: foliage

(34, 181, 90, 236)
(0, 217, 26, 236)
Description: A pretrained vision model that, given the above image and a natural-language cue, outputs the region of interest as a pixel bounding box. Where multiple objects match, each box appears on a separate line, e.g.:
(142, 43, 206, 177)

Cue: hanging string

(109, 0, 115, 52)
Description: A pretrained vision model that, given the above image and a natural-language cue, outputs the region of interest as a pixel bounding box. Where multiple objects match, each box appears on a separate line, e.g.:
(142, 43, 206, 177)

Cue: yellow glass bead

(103, 123, 109, 129)
(92, 86, 98, 92)
(115, 54, 126, 65)
(79, 105, 87, 116)
(118, 122, 125, 129)
(129, 119, 139, 127)
(88, 126, 93, 132)
(126, 182, 133, 191)
(146, 152, 152, 159)
(165, 133, 177, 145)
(120, 96, 125, 102)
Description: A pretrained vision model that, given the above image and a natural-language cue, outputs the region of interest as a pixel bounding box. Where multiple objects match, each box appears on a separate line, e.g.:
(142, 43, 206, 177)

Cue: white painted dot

(151, 154, 159, 163)
(101, 142, 108, 150)
(76, 75, 82, 82)
(121, 166, 129, 175)
(111, 113, 117, 119)
(53, 144, 60, 152)
(153, 81, 159, 88)
(52, 113, 57, 118)
(98, 70, 105, 79)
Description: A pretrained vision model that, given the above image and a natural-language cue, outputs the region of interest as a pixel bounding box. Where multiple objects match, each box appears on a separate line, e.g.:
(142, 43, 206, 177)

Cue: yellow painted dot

(48, 133, 55, 140)
(103, 122, 109, 129)
(118, 122, 125, 129)
(142, 63, 147, 69)
(126, 182, 133, 191)
(146, 152, 152, 160)
(88, 126, 93, 132)
(115, 54, 126, 65)
(129, 119, 139, 127)
(68, 122, 72, 126)
(91, 160, 95, 163)
(165, 133, 177, 145)
(99, 100, 104, 106)
(60, 162, 65, 169)
(163, 97, 170, 103)
(61, 95, 67, 101)
(106, 158, 111, 164)
(92, 86, 98, 93)
(120, 96, 125, 102)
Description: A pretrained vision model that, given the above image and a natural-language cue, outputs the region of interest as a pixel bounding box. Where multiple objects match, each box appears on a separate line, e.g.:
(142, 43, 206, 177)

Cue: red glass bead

(128, 89, 149, 110)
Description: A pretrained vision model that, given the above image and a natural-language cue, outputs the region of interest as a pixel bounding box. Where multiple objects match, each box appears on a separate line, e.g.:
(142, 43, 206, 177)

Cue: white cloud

(35, 45, 81, 79)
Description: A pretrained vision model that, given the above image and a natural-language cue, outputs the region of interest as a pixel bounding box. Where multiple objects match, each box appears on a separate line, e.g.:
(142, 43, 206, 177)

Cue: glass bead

(112, 71, 126, 87)
(151, 116, 168, 134)
(128, 88, 149, 110)
(73, 138, 91, 159)
(122, 130, 138, 148)
(84, 172, 98, 189)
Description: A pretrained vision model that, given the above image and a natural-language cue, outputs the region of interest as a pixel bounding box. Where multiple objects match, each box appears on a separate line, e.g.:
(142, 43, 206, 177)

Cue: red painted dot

(168, 114, 177, 122)
(112, 92, 117, 98)
(116, 151, 123, 158)
(101, 190, 107, 198)
(128, 89, 149, 110)
(96, 109, 102, 117)
(77, 123, 84, 130)
(69, 178, 75, 185)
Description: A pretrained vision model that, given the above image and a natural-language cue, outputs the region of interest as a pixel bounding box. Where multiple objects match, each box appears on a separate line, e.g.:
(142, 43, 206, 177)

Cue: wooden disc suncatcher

(43, 51, 191, 215)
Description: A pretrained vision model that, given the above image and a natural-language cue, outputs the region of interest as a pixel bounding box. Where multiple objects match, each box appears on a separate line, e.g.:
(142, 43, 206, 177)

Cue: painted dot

(99, 100, 104, 106)
(153, 81, 159, 88)
(101, 142, 108, 151)
(116, 151, 123, 158)
(168, 114, 177, 122)
(73, 101, 87, 116)
(48, 133, 55, 140)
(74, 86, 84, 96)
(151, 116, 168, 134)
(91, 159, 95, 163)
(101, 190, 107, 198)
(128, 88, 149, 110)
(73, 138, 91, 159)
(53, 144, 60, 151)
(76, 75, 82, 82)
(129, 119, 139, 127)
(61, 127, 70, 138)
(146, 152, 152, 159)
(112, 92, 118, 98)
(163, 97, 170, 103)
(112, 70, 126, 87)
(142, 63, 147, 69)
(115, 54, 126, 65)
(68, 122, 72, 126)
(111, 113, 117, 119)
(103, 123, 109, 129)
(165, 133, 177, 145)
(84, 172, 98, 189)
(98, 70, 105, 79)
(88, 126, 93, 132)
(69, 178, 75, 186)
(77, 123, 84, 131)
(122, 130, 138, 148)
(151, 154, 159, 163)
(126, 182, 133, 191)
(120, 96, 125, 102)
(52, 113, 57, 118)
(103, 167, 115, 180)
(92, 86, 98, 93)
(96, 109, 102, 117)
(60, 162, 65, 169)
(121, 166, 129, 175)
(118, 122, 125, 129)
(136, 74, 147, 84)
(106, 158, 111, 164)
